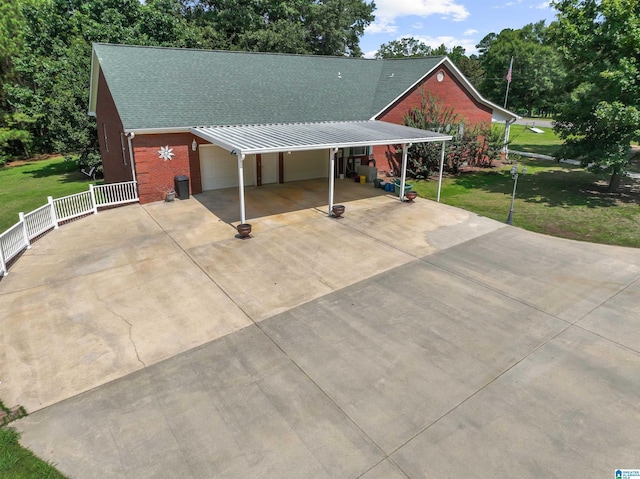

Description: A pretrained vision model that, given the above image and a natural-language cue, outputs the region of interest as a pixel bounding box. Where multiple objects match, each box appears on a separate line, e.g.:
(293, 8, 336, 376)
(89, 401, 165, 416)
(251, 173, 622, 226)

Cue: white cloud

(412, 34, 478, 54)
(493, 0, 524, 8)
(464, 28, 478, 36)
(363, 49, 379, 59)
(532, 1, 550, 9)
(367, 18, 398, 34)
(367, 0, 470, 34)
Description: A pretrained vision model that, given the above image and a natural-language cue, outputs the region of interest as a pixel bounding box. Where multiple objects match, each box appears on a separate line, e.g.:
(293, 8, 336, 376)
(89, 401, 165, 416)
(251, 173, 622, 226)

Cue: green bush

(389, 91, 505, 178)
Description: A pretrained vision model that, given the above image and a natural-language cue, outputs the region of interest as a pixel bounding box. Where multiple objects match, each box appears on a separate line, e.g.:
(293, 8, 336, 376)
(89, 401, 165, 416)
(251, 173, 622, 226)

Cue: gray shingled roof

(92, 44, 444, 130)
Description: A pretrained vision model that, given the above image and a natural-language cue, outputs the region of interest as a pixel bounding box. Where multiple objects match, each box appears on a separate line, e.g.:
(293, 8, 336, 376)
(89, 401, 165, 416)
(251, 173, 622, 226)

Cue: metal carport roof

(190, 120, 453, 229)
(190, 120, 452, 155)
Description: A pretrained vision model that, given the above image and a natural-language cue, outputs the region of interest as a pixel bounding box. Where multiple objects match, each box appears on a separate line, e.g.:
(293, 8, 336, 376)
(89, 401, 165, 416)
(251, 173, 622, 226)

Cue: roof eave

(88, 46, 99, 116)
(370, 57, 519, 122)
(442, 59, 520, 121)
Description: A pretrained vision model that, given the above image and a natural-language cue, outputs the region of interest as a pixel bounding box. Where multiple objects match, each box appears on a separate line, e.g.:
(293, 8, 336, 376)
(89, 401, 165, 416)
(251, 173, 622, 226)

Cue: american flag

(506, 57, 513, 83)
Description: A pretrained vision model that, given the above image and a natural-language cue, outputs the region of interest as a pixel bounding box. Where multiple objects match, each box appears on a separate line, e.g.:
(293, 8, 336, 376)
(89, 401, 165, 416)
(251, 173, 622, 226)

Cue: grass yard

(414, 157, 640, 248)
(0, 157, 94, 232)
(508, 124, 564, 156)
(0, 427, 67, 478)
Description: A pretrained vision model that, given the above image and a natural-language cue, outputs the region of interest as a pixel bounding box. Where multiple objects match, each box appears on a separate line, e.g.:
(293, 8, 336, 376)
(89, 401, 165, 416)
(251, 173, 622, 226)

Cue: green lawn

(508, 124, 564, 156)
(0, 157, 93, 232)
(415, 158, 640, 248)
(0, 427, 67, 478)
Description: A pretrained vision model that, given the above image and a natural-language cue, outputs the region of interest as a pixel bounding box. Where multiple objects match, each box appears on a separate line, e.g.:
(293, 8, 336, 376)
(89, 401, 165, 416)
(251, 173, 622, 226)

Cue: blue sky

(360, 0, 557, 58)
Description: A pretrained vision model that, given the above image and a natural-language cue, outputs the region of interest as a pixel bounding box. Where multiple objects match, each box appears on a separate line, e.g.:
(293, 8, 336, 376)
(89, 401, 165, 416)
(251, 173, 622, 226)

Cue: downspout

(126, 132, 138, 198)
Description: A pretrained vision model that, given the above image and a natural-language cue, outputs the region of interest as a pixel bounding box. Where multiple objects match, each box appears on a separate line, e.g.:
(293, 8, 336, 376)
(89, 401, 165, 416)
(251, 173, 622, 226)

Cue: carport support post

(399, 143, 410, 201)
(437, 141, 446, 203)
(503, 120, 512, 161)
(237, 153, 247, 224)
(328, 148, 337, 215)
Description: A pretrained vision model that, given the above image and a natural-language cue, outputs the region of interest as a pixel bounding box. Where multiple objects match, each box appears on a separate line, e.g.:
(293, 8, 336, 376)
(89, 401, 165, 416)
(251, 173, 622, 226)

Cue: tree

(550, 0, 640, 191)
(2, 0, 376, 164)
(375, 37, 484, 86)
(306, 0, 375, 56)
(181, 0, 375, 56)
(477, 21, 566, 116)
(375, 37, 434, 58)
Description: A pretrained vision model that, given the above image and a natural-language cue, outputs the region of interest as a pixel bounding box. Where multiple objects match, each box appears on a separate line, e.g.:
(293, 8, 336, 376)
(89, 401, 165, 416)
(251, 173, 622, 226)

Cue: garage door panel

(284, 150, 328, 182)
(261, 153, 278, 185)
(200, 145, 254, 191)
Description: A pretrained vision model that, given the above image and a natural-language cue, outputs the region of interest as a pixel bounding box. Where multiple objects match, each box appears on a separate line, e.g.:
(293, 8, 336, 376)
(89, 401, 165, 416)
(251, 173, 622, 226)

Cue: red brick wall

(133, 133, 195, 203)
(373, 64, 493, 174)
(96, 69, 132, 183)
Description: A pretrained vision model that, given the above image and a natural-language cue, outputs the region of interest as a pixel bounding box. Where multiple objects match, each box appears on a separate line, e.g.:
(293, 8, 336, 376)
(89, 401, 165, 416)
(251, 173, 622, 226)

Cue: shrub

(388, 90, 506, 178)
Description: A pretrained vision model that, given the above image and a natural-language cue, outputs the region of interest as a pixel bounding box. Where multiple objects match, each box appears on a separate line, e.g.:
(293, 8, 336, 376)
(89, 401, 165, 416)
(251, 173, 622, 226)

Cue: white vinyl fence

(0, 181, 138, 276)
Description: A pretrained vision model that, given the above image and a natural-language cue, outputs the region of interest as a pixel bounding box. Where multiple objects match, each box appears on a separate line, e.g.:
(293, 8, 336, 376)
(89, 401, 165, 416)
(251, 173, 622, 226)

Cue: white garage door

(200, 145, 254, 191)
(283, 150, 328, 182)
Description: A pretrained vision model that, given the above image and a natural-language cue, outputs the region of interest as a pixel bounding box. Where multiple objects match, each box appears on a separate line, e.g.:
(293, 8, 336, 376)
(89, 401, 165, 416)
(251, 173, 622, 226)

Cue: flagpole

(504, 56, 513, 109)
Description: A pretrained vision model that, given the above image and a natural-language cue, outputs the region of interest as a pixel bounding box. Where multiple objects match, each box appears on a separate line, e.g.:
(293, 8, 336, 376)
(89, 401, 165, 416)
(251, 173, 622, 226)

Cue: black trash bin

(174, 175, 189, 200)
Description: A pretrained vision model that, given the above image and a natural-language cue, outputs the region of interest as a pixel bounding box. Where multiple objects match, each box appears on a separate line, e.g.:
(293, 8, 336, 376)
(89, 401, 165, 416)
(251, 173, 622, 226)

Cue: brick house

(88, 43, 517, 209)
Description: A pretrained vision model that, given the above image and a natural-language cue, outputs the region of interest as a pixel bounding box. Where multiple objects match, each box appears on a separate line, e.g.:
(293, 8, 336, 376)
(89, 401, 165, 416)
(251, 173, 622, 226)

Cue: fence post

(48, 196, 59, 229)
(0, 231, 7, 276)
(18, 212, 31, 249)
(89, 184, 98, 214)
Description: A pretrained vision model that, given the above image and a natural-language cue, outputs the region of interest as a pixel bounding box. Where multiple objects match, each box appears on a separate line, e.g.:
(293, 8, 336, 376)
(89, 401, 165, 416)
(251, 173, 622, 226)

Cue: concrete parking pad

(15, 326, 384, 479)
(260, 260, 568, 453)
(391, 327, 640, 477)
(3, 184, 640, 478)
(426, 227, 640, 322)
(0, 206, 180, 293)
(0, 249, 251, 412)
(577, 277, 640, 352)
(143, 197, 237, 250)
(187, 216, 415, 321)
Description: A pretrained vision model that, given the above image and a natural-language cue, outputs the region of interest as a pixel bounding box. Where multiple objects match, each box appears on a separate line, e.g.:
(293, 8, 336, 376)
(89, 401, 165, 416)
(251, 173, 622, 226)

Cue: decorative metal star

(158, 145, 174, 161)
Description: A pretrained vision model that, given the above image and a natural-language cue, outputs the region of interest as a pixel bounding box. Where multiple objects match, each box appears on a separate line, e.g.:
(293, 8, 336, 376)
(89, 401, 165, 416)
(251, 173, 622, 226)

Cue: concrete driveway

(1, 179, 639, 477)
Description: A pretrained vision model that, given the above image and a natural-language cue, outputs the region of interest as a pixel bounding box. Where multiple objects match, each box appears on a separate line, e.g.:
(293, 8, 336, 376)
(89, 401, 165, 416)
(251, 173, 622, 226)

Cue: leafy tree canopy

(550, 0, 640, 191)
(1, 0, 375, 163)
(374, 36, 484, 88)
(476, 21, 566, 117)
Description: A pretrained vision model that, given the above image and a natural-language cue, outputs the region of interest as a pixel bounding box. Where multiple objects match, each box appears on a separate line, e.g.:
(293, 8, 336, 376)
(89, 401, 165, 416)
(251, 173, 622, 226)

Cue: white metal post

(328, 148, 337, 215)
(503, 120, 512, 161)
(89, 183, 98, 214)
(48, 196, 59, 229)
(399, 143, 409, 201)
(18, 212, 31, 249)
(437, 141, 446, 203)
(237, 153, 246, 224)
(0, 238, 7, 276)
